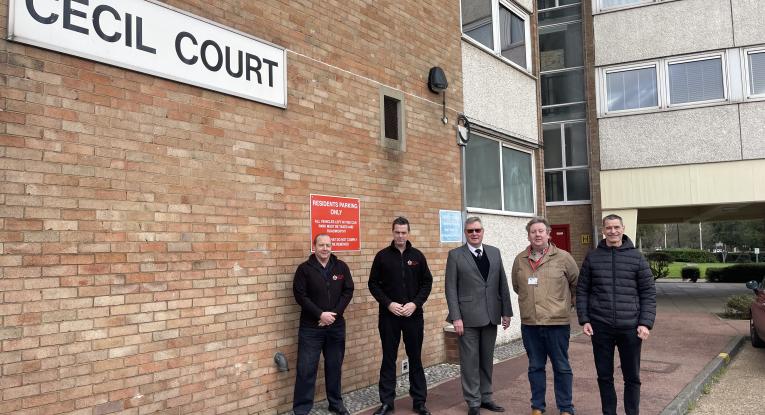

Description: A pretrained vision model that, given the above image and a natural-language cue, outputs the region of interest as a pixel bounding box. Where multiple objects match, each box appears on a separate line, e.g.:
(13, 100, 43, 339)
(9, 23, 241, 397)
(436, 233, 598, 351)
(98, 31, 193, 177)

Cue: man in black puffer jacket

(577, 214, 656, 415)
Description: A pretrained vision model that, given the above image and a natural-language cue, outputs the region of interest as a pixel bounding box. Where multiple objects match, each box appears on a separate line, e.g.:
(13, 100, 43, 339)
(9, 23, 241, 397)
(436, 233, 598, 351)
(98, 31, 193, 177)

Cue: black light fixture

(274, 352, 289, 372)
(428, 67, 449, 124)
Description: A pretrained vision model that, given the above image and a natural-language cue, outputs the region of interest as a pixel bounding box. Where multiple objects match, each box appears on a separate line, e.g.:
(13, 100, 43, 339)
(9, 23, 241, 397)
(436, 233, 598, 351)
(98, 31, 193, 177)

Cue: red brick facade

(0, 1, 464, 413)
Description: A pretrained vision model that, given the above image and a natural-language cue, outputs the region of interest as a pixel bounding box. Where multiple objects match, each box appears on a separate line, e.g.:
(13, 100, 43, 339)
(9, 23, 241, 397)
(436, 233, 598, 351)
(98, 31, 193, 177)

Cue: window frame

(378, 86, 406, 151)
(593, 0, 654, 14)
(599, 62, 661, 116)
(465, 132, 537, 217)
(460, 0, 533, 73)
(744, 46, 765, 100)
(665, 52, 728, 108)
(542, 121, 591, 206)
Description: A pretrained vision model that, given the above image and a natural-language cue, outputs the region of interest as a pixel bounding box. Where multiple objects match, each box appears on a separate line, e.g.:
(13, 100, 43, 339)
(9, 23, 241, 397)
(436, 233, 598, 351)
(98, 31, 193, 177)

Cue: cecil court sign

(8, 0, 287, 107)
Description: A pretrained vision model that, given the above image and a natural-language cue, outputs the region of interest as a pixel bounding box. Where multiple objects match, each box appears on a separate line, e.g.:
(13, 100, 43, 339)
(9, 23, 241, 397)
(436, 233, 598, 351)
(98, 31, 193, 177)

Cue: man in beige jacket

(511, 217, 579, 415)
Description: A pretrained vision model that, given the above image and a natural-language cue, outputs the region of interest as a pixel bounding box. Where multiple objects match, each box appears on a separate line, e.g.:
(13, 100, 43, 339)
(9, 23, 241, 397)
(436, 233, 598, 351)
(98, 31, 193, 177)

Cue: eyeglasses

(466, 228, 483, 234)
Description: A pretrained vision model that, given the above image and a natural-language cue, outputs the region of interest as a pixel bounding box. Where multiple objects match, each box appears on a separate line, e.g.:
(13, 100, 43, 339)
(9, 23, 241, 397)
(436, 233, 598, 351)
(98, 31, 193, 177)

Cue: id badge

(528, 275, 538, 286)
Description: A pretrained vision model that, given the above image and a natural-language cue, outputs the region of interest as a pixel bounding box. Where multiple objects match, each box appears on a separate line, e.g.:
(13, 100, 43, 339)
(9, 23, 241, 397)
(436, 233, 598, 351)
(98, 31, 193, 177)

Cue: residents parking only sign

(310, 195, 360, 251)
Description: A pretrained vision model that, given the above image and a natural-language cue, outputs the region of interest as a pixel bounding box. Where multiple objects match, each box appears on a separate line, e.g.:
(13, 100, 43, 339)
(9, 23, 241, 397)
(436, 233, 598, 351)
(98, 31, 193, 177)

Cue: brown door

(551, 224, 570, 252)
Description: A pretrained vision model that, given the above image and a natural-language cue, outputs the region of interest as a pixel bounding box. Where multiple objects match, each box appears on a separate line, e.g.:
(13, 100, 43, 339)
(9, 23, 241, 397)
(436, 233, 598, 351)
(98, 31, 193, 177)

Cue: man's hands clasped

(388, 302, 417, 317)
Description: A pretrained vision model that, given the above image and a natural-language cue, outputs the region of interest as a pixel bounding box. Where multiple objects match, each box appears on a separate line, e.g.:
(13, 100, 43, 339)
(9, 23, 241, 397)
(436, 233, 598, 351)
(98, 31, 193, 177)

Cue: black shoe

(414, 403, 431, 415)
(373, 404, 394, 415)
(328, 406, 351, 415)
(468, 407, 480, 415)
(480, 401, 505, 412)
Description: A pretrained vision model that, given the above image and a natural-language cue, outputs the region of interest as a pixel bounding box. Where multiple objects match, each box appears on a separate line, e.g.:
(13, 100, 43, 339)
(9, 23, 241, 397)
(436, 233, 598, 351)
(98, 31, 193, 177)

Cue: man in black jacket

(577, 214, 656, 415)
(368, 217, 433, 415)
(292, 234, 354, 415)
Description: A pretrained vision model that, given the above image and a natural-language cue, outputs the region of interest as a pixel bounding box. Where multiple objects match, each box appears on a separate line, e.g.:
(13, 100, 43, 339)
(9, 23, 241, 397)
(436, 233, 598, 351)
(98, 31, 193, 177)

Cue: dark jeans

(378, 312, 426, 407)
(590, 322, 642, 415)
(521, 324, 574, 414)
(292, 324, 346, 415)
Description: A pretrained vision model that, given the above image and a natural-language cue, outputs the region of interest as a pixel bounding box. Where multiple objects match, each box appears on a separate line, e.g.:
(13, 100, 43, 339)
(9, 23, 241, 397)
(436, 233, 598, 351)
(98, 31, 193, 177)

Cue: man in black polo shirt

(368, 217, 433, 415)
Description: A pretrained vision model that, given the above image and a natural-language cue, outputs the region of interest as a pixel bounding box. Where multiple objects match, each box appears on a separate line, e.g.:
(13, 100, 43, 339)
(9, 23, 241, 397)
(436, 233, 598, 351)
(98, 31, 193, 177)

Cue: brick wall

(547, 204, 593, 265)
(0, 1, 464, 413)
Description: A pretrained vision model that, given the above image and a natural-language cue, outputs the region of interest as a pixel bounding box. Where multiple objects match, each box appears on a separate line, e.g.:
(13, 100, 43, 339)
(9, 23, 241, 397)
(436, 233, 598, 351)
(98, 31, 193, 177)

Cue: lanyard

(527, 246, 548, 273)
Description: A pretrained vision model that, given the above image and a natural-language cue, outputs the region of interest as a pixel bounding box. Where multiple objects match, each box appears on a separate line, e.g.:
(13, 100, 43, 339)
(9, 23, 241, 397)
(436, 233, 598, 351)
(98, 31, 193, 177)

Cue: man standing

(368, 217, 433, 415)
(292, 234, 354, 415)
(445, 217, 513, 415)
(511, 217, 578, 415)
(577, 214, 656, 415)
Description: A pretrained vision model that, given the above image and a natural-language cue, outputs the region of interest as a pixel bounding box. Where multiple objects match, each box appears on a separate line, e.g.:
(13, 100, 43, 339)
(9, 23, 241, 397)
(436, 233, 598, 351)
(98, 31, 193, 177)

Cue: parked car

(745, 278, 765, 347)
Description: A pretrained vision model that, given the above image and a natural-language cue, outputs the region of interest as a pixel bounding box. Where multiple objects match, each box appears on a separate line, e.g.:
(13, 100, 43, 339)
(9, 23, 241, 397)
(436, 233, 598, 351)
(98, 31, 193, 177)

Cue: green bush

(681, 266, 700, 282)
(723, 294, 754, 319)
(705, 263, 765, 282)
(646, 252, 672, 280)
(715, 252, 754, 263)
(664, 249, 717, 263)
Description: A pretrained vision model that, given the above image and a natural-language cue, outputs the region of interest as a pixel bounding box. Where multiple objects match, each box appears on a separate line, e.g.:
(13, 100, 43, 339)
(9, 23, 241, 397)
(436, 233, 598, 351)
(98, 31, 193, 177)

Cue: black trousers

(591, 322, 643, 415)
(378, 311, 426, 406)
(292, 324, 346, 415)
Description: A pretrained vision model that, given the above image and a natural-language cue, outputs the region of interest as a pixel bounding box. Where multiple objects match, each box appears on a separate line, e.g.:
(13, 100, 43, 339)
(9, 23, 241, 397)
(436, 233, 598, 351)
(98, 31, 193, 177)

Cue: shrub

(681, 266, 700, 282)
(664, 249, 717, 263)
(723, 294, 754, 319)
(646, 252, 672, 280)
(705, 263, 765, 283)
(715, 252, 754, 263)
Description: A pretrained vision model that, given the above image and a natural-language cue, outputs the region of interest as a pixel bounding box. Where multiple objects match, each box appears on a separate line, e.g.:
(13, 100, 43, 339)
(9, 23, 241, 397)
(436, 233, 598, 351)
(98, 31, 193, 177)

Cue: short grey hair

(464, 216, 482, 228)
(602, 214, 624, 226)
(525, 217, 551, 233)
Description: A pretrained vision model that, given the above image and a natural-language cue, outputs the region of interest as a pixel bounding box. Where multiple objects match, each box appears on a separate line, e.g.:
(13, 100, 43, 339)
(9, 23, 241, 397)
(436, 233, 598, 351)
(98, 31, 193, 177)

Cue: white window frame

(665, 52, 727, 108)
(538, 0, 583, 12)
(599, 62, 662, 116)
(593, 0, 654, 14)
(744, 46, 765, 99)
(460, 0, 533, 73)
(465, 132, 537, 217)
(543, 122, 591, 206)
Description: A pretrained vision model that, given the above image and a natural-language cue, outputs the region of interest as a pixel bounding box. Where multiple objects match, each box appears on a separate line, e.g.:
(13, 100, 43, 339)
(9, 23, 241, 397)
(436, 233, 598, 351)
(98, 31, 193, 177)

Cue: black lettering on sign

(63, 0, 88, 35)
(175, 32, 198, 65)
(26, 0, 59, 24)
(92, 4, 121, 43)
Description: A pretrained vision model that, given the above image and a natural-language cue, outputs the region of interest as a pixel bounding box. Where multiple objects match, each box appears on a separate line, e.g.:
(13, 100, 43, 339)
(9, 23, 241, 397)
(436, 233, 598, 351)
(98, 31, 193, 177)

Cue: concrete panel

(739, 101, 765, 160)
(471, 213, 530, 343)
(732, 0, 765, 47)
(515, 0, 534, 13)
(599, 105, 742, 170)
(600, 159, 765, 209)
(594, 0, 733, 67)
(462, 42, 539, 144)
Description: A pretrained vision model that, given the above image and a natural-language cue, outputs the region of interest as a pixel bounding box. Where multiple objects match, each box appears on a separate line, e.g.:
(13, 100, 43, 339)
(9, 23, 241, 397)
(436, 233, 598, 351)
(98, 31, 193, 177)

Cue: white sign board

(755, 248, 760, 255)
(8, 0, 287, 107)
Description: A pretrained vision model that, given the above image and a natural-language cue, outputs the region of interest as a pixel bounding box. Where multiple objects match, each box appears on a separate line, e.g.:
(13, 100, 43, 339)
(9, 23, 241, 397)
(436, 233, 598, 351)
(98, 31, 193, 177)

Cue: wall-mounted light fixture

(456, 114, 470, 146)
(428, 67, 449, 124)
(274, 352, 289, 372)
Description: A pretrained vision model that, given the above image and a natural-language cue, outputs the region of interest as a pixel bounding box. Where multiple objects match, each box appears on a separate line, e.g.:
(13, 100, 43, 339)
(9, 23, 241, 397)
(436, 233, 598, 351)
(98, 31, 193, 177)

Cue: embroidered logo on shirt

(333, 274, 344, 280)
(407, 260, 418, 266)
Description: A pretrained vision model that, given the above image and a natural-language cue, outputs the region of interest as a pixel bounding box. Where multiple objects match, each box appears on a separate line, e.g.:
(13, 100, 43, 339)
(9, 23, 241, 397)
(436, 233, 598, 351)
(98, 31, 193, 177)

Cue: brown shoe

(560, 412, 573, 415)
(531, 410, 543, 415)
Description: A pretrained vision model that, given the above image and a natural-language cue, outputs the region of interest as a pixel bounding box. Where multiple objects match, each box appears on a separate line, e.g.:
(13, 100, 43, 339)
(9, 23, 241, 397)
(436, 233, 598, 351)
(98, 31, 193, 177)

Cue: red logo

(333, 274, 344, 280)
(407, 260, 419, 266)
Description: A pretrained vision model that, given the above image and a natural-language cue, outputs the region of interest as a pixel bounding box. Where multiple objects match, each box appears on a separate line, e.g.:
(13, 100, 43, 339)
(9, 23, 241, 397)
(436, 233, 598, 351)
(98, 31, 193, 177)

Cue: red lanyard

(528, 246, 548, 273)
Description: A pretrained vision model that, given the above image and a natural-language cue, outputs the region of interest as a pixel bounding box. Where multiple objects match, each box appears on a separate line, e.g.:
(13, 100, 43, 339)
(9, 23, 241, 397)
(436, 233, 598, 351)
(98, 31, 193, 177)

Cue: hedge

(663, 249, 717, 263)
(681, 266, 700, 282)
(705, 263, 765, 283)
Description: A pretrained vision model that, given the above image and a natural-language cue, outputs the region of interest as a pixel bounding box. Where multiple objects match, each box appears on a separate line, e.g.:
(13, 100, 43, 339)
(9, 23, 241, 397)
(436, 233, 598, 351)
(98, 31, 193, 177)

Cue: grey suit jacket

(445, 244, 513, 327)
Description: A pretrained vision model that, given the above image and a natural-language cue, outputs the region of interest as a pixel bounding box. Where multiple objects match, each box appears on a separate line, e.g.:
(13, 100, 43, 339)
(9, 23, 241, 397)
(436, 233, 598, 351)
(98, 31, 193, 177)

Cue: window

(605, 65, 658, 112)
(539, 22, 583, 72)
(538, 0, 580, 9)
(465, 133, 535, 214)
(461, 0, 531, 71)
(543, 122, 590, 203)
(378, 87, 405, 150)
(667, 56, 724, 105)
(542, 69, 585, 106)
(597, 0, 653, 12)
(747, 50, 765, 97)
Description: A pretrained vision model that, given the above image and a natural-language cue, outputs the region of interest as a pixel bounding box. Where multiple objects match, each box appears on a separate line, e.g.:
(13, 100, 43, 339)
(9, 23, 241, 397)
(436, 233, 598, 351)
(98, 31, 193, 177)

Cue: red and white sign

(310, 194, 360, 251)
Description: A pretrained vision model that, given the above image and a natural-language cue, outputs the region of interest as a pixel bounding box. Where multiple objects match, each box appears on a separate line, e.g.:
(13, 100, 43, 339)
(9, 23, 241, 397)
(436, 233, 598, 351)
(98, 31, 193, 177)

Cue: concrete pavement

(355, 282, 750, 415)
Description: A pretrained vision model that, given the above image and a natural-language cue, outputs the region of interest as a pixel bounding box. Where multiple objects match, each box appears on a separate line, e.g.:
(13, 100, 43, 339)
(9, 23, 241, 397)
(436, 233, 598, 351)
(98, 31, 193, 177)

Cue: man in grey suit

(446, 217, 513, 415)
